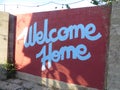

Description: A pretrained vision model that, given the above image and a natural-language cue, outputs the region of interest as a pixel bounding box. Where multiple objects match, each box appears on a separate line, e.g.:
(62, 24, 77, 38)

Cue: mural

(15, 6, 111, 89)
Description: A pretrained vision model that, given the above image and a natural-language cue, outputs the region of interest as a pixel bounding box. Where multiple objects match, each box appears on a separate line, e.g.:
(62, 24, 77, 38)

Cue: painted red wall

(15, 5, 111, 89)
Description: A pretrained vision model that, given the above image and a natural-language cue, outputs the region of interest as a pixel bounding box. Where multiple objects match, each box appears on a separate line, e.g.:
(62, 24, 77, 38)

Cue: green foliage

(92, 0, 99, 5)
(1, 63, 16, 78)
(92, 0, 117, 5)
(7, 63, 16, 78)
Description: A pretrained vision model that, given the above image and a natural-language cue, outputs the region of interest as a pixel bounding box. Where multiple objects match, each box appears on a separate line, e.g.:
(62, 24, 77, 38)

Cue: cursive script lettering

(17, 19, 102, 71)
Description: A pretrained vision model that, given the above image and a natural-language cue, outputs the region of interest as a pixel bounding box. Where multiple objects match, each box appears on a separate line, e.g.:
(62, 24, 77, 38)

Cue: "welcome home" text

(17, 19, 102, 71)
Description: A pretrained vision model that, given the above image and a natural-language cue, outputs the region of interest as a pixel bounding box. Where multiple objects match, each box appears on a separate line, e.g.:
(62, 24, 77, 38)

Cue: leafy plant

(6, 63, 16, 78)
(1, 63, 16, 78)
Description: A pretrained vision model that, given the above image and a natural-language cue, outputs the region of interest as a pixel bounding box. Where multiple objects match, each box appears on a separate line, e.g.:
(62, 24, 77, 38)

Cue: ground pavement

(0, 78, 56, 90)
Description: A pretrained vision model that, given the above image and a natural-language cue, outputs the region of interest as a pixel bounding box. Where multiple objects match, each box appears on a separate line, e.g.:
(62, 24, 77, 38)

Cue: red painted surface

(15, 6, 111, 89)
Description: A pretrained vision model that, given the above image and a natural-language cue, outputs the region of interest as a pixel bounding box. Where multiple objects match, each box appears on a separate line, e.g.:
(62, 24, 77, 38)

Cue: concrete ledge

(16, 71, 97, 90)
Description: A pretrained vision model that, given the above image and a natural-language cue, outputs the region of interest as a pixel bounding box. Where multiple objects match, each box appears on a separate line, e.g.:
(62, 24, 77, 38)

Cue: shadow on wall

(14, 5, 111, 90)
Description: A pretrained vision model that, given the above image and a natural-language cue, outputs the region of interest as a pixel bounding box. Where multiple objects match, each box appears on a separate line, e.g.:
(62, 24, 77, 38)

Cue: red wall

(15, 5, 111, 89)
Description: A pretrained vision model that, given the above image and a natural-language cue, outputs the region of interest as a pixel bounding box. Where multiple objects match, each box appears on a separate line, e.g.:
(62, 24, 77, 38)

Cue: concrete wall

(0, 11, 15, 80)
(8, 14, 16, 62)
(15, 5, 111, 90)
(0, 12, 9, 64)
(0, 12, 9, 80)
(16, 2, 120, 90)
(107, 1, 120, 90)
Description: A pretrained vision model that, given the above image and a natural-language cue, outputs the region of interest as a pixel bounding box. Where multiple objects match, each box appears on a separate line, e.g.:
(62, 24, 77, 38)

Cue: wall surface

(107, 1, 120, 90)
(15, 3, 120, 89)
(0, 12, 9, 64)
(8, 14, 16, 62)
(0, 12, 9, 80)
(15, 5, 111, 90)
(0, 12, 15, 80)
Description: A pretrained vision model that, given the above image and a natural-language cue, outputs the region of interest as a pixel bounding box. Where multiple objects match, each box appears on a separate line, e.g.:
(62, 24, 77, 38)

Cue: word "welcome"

(17, 19, 102, 71)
